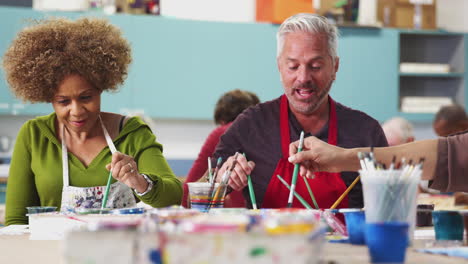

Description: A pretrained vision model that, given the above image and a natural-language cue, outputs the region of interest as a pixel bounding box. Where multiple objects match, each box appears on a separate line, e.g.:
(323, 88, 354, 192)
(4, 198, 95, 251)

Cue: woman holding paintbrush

(3, 18, 182, 225)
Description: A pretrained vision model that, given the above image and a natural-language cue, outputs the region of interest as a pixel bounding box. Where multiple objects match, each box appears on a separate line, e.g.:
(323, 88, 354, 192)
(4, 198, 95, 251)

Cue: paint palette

(26, 206, 57, 214)
(111, 207, 145, 214)
(74, 208, 112, 215)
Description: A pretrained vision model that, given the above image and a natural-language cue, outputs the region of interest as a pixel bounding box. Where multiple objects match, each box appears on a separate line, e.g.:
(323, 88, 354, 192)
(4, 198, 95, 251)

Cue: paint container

(360, 169, 420, 242)
(111, 207, 145, 214)
(461, 211, 468, 242)
(26, 206, 57, 214)
(432, 210, 464, 241)
(416, 204, 434, 227)
(75, 208, 112, 215)
(188, 182, 225, 212)
(365, 221, 409, 263)
(340, 208, 366, 245)
(208, 208, 248, 215)
(457, 210, 468, 242)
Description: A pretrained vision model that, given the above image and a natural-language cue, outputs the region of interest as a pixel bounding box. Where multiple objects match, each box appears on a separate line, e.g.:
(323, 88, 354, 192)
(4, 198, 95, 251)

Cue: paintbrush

(277, 175, 312, 209)
(204, 157, 223, 211)
(243, 153, 257, 210)
(100, 115, 117, 210)
(207, 157, 213, 183)
(330, 175, 361, 209)
(287, 131, 304, 208)
(207, 153, 239, 210)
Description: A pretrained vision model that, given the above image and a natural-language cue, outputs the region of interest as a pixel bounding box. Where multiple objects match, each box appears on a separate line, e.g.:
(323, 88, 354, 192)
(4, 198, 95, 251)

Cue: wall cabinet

(0, 7, 467, 122)
(398, 31, 466, 121)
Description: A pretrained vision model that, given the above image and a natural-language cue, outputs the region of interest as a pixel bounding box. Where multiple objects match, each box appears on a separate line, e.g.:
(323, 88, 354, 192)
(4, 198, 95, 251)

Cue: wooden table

(0, 234, 466, 264)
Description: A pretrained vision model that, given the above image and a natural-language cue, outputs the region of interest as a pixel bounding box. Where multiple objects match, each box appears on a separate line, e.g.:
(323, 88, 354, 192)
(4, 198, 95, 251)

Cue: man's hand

(216, 153, 255, 191)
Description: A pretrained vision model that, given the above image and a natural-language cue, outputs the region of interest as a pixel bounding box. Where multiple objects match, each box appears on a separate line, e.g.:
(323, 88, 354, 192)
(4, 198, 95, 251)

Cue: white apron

(60, 116, 137, 212)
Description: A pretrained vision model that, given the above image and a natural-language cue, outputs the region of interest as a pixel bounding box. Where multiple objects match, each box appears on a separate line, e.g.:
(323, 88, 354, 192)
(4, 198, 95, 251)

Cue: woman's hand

(288, 136, 346, 178)
(106, 152, 148, 193)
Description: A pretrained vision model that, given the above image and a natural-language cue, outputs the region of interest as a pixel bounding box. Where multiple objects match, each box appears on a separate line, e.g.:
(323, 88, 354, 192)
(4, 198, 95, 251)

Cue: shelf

(398, 32, 466, 119)
(398, 112, 435, 122)
(399, 72, 464, 78)
(336, 22, 382, 30)
(399, 29, 461, 36)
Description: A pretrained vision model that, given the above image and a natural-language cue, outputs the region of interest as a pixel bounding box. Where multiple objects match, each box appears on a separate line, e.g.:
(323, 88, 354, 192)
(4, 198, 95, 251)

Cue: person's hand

(288, 136, 345, 178)
(216, 153, 255, 191)
(105, 152, 148, 193)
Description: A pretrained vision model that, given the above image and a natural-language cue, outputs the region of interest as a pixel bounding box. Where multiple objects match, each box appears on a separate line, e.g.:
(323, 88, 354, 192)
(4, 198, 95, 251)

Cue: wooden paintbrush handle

(330, 175, 361, 209)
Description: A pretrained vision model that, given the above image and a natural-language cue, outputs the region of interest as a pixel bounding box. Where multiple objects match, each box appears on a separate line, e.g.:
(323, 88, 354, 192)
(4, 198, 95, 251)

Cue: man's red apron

(261, 95, 349, 209)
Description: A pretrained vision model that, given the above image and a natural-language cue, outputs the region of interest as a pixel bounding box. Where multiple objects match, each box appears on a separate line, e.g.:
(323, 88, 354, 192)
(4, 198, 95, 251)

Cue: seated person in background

(433, 104, 468, 137)
(288, 131, 468, 193)
(433, 104, 468, 200)
(3, 18, 182, 225)
(382, 117, 415, 146)
(213, 13, 388, 210)
(182, 90, 260, 208)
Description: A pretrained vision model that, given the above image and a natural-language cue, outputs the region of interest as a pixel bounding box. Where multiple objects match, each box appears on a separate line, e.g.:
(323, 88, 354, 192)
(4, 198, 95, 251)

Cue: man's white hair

(382, 117, 414, 144)
(276, 13, 339, 61)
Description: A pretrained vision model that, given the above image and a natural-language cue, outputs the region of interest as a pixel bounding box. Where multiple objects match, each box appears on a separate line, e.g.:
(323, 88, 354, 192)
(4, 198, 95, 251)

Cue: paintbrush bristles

(229, 153, 239, 172)
(211, 157, 223, 183)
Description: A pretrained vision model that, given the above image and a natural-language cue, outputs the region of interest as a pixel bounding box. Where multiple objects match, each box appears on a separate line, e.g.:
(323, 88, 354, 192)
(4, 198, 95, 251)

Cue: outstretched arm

(289, 136, 438, 180)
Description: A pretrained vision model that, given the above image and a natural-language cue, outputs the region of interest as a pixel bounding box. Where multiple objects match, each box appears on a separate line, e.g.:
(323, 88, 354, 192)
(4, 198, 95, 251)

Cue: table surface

(0, 234, 467, 264)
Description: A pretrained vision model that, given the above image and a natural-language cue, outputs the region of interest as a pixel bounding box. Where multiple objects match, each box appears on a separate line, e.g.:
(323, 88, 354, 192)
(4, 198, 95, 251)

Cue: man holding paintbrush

(213, 13, 388, 209)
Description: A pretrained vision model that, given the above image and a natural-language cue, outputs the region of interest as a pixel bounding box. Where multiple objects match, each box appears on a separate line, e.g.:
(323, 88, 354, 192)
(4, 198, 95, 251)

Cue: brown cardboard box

(256, 0, 315, 24)
(378, 0, 437, 29)
(316, 0, 336, 16)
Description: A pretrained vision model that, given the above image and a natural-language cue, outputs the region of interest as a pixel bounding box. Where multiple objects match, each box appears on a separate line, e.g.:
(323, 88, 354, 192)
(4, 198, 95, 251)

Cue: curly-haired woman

(3, 17, 182, 225)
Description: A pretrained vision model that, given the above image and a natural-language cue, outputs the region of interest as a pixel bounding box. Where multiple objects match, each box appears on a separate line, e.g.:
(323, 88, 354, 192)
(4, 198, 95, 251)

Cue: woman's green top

(6, 113, 182, 225)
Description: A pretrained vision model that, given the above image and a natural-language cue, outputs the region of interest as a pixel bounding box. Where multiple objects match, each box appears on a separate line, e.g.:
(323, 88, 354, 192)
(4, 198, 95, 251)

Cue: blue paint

(432, 210, 464, 241)
(149, 249, 162, 264)
(365, 222, 409, 264)
(342, 210, 366, 245)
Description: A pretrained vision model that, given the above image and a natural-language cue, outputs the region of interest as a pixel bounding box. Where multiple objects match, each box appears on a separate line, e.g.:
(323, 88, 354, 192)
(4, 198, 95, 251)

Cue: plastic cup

(463, 213, 468, 242)
(416, 204, 434, 227)
(341, 209, 366, 245)
(432, 210, 464, 241)
(365, 222, 409, 263)
(360, 170, 420, 241)
(187, 182, 225, 212)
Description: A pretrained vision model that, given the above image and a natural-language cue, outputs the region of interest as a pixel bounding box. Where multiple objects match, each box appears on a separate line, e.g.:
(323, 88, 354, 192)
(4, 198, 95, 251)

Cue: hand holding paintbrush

(288, 136, 358, 177)
(215, 152, 255, 191)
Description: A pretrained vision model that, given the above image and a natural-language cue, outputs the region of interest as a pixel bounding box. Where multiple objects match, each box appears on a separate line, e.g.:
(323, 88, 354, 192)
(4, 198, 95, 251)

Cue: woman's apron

(60, 117, 137, 212)
(261, 95, 349, 209)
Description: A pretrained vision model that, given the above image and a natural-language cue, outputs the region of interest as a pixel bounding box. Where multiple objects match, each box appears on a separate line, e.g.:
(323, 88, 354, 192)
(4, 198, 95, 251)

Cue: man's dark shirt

(213, 96, 388, 208)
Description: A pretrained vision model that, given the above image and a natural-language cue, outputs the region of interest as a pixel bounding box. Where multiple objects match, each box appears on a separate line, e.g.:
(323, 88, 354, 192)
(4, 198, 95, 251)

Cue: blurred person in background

(382, 117, 415, 146)
(182, 89, 260, 208)
(433, 104, 468, 137)
(433, 104, 468, 202)
(3, 17, 182, 225)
